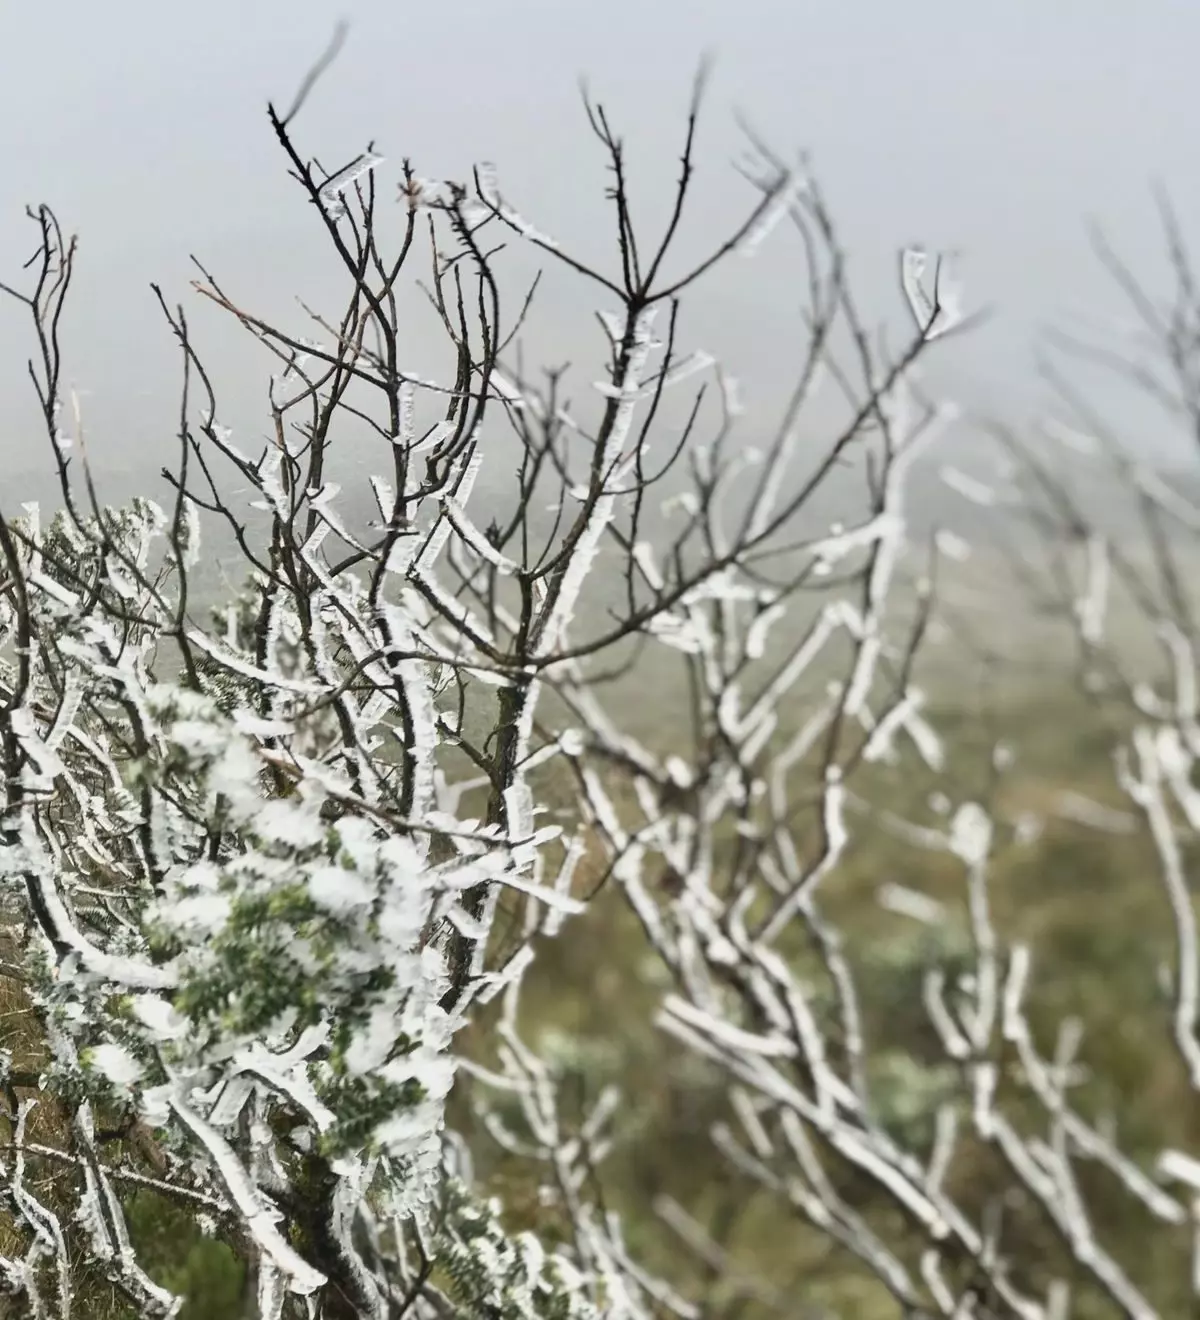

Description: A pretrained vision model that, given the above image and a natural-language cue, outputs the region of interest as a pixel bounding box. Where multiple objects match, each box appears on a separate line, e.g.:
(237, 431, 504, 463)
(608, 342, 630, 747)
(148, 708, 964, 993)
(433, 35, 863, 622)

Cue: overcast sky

(2, 0, 1199, 506)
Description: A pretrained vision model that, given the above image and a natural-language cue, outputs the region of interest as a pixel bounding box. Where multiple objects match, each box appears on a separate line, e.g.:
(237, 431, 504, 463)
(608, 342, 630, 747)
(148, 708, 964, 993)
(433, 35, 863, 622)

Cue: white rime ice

(11, 111, 1169, 1320)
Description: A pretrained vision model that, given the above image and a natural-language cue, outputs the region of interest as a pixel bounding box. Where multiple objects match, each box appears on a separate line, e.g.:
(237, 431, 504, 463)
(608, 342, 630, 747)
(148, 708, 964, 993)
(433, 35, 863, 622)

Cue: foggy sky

(2, 0, 1198, 507)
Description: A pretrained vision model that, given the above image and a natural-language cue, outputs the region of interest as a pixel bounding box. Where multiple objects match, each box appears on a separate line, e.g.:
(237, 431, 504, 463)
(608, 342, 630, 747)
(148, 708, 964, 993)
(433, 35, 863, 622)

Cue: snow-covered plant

(541, 183, 1200, 1317)
(12, 36, 1171, 1320)
(0, 54, 963, 1316)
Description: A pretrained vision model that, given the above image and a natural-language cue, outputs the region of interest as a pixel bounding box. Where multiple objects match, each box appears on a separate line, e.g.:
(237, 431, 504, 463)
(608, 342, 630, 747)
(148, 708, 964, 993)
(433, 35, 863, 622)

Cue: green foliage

(124, 1191, 246, 1320)
(434, 1180, 600, 1320)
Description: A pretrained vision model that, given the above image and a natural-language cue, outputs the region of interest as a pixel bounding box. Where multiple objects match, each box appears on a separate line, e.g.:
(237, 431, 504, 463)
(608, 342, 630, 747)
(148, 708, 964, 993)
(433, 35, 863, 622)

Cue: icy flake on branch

(319, 151, 385, 221)
(476, 161, 563, 250)
(902, 247, 965, 341)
